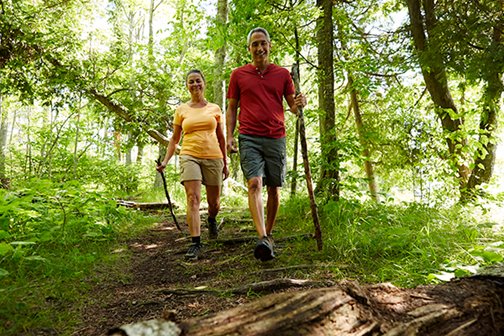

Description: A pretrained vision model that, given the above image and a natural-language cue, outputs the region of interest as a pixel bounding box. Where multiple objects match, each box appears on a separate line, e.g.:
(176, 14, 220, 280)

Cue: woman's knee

(186, 191, 201, 209)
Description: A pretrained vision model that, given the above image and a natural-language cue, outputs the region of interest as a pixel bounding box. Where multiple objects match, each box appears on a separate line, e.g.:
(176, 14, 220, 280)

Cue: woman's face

(186, 73, 205, 96)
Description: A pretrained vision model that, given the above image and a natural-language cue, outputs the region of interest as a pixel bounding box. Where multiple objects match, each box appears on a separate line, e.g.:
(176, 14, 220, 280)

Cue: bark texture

(465, 2, 503, 194)
(111, 275, 504, 336)
(316, 0, 339, 199)
(407, 0, 470, 185)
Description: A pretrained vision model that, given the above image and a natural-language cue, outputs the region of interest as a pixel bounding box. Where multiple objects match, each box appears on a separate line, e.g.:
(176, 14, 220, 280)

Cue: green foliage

(280, 197, 503, 287)
(0, 178, 158, 334)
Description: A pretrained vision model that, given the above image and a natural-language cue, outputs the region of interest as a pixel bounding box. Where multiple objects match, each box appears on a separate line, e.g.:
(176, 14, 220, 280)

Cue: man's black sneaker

(254, 236, 275, 261)
(185, 243, 202, 261)
(208, 217, 218, 240)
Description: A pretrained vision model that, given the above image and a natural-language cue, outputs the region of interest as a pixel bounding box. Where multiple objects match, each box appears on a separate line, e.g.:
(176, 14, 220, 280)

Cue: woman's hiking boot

(185, 243, 203, 261)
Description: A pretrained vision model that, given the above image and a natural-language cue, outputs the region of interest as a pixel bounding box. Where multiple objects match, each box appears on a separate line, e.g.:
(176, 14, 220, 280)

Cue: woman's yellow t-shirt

(174, 102, 223, 159)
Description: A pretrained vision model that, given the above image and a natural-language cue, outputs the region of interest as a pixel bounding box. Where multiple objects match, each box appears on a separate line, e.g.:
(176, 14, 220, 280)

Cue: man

(226, 27, 307, 261)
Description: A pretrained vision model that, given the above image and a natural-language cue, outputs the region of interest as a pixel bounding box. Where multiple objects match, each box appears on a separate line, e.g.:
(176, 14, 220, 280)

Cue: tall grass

(279, 196, 503, 287)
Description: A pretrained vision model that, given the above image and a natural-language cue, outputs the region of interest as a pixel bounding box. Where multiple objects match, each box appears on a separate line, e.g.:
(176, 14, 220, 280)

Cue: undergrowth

(0, 179, 159, 335)
(1, 179, 503, 335)
(278, 195, 504, 287)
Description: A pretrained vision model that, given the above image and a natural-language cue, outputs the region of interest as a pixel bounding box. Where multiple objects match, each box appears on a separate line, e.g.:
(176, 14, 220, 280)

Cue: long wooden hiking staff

(156, 158, 181, 231)
(291, 64, 323, 250)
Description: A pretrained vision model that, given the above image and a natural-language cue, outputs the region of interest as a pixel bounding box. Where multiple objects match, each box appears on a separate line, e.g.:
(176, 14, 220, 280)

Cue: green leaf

(0, 242, 14, 256)
(24, 255, 48, 262)
(10, 241, 36, 246)
(454, 268, 472, 278)
(0, 230, 11, 240)
(0, 268, 9, 278)
(471, 250, 503, 263)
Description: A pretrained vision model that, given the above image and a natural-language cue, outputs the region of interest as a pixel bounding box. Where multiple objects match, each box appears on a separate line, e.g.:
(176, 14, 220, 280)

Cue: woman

(157, 69, 229, 261)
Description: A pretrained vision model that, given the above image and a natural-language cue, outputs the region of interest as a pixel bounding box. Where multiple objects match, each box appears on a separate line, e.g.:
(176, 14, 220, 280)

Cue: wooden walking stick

(156, 158, 182, 231)
(291, 63, 323, 250)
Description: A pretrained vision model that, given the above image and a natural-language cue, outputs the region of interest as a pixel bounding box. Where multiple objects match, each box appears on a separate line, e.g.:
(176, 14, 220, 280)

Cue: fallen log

(155, 278, 335, 297)
(117, 200, 179, 210)
(108, 275, 504, 336)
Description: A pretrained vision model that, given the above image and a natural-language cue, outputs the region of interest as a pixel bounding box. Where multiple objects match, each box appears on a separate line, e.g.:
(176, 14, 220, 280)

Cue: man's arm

(285, 93, 307, 116)
(226, 98, 239, 153)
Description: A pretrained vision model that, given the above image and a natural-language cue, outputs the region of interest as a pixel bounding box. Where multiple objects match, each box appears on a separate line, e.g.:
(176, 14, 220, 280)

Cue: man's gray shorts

(238, 134, 286, 187)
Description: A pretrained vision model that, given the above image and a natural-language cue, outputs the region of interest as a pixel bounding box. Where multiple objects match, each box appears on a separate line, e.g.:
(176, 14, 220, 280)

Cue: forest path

(75, 207, 504, 336)
(76, 208, 330, 335)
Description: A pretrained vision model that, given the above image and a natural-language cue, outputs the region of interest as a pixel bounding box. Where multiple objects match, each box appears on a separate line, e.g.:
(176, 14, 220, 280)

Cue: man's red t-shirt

(227, 63, 295, 138)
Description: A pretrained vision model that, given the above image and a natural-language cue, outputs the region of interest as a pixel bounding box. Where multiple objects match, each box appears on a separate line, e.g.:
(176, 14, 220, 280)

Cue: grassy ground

(1, 188, 503, 335)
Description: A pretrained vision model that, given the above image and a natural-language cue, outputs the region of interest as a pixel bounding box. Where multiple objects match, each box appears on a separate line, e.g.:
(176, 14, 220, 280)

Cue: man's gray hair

(247, 27, 270, 45)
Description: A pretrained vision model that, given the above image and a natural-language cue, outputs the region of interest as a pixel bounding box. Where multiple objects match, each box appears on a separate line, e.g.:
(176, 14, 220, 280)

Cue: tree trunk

(73, 112, 80, 178)
(212, 0, 227, 110)
(335, 13, 379, 202)
(148, 0, 155, 62)
(111, 275, 504, 336)
(348, 77, 379, 202)
(464, 4, 503, 197)
(0, 95, 8, 187)
(290, 11, 301, 197)
(406, 0, 470, 189)
(136, 142, 144, 163)
(315, 0, 339, 200)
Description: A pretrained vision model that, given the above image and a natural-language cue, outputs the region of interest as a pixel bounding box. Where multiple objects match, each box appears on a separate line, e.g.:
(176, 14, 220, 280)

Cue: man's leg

(265, 186, 280, 235)
(206, 185, 220, 239)
(247, 176, 266, 238)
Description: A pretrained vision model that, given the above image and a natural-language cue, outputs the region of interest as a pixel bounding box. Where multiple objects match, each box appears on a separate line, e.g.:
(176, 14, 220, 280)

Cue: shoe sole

(254, 243, 275, 261)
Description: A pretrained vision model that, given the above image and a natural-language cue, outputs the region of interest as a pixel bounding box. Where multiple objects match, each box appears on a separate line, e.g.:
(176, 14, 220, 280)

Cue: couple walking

(157, 27, 307, 261)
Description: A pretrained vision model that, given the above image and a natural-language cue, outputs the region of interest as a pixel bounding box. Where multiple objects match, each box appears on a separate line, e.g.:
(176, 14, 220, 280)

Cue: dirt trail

(76, 209, 504, 336)
(76, 210, 330, 335)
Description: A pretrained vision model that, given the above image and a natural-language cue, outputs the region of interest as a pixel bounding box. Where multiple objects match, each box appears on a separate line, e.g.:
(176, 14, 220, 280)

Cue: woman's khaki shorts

(179, 155, 224, 186)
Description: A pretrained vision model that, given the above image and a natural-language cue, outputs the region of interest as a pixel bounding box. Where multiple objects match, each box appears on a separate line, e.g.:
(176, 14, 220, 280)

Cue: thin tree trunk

(335, 14, 379, 202)
(0, 95, 8, 186)
(348, 77, 379, 201)
(73, 112, 80, 178)
(407, 0, 470, 188)
(136, 142, 144, 163)
(316, 0, 339, 199)
(212, 0, 227, 110)
(148, 0, 155, 61)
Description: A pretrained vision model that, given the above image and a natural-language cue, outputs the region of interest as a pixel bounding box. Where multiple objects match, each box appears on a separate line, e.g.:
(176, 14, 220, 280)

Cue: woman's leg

(184, 180, 202, 237)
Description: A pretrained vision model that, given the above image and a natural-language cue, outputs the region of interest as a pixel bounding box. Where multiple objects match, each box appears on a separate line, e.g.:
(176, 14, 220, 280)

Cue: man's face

(248, 32, 271, 63)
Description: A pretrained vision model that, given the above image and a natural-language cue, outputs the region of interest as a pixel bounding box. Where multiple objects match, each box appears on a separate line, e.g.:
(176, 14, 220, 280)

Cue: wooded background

(1, 1, 504, 334)
(0, 0, 503, 203)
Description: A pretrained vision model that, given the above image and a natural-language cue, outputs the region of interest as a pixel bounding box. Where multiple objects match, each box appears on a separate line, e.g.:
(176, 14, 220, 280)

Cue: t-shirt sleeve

(173, 106, 183, 126)
(215, 106, 223, 124)
(227, 70, 240, 100)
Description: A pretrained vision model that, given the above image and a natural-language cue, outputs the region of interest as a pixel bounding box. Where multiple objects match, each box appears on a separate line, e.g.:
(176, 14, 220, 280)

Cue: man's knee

(267, 186, 280, 197)
(248, 177, 262, 194)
